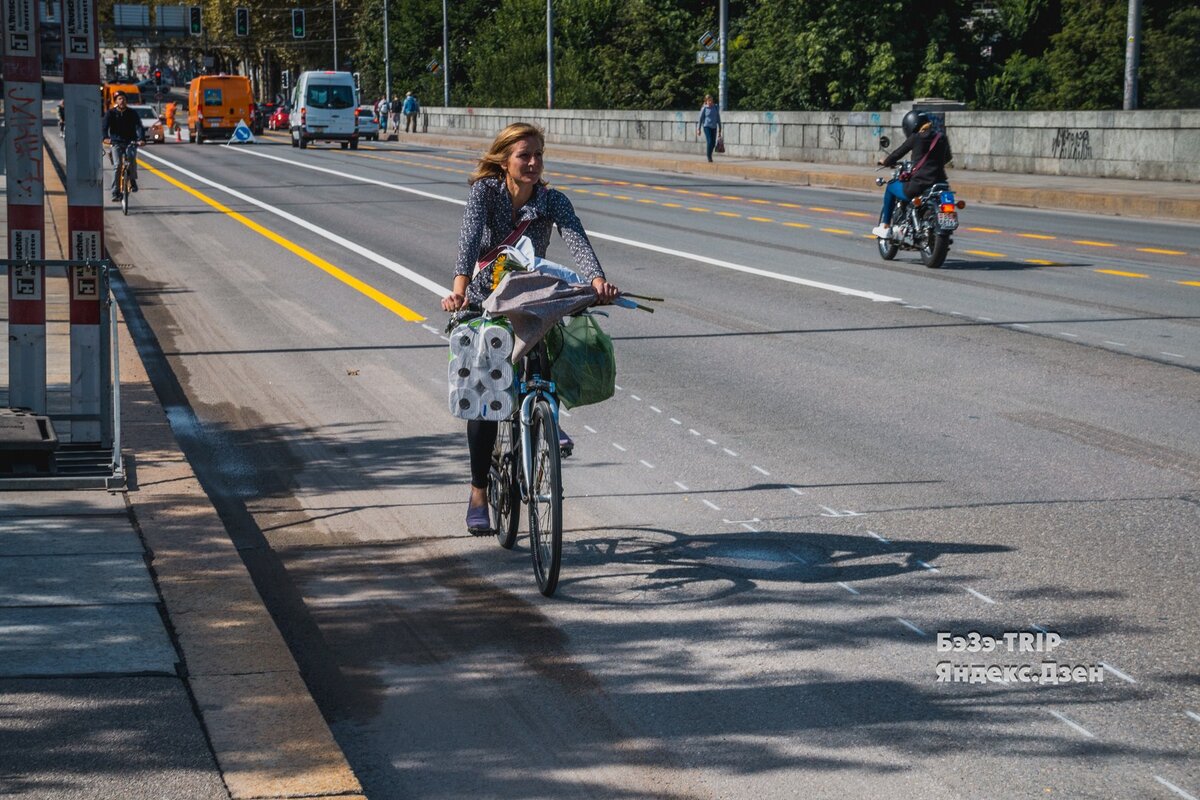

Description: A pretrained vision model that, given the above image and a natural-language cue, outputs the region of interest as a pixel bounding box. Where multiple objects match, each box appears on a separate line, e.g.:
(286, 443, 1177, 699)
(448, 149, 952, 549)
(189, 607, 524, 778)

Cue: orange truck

(102, 83, 142, 113)
(187, 75, 254, 143)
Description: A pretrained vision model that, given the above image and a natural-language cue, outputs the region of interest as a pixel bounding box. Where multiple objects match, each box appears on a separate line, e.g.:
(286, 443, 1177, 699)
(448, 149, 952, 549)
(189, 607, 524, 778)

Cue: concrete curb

(42, 142, 364, 800)
(403, 131, 1200, 222)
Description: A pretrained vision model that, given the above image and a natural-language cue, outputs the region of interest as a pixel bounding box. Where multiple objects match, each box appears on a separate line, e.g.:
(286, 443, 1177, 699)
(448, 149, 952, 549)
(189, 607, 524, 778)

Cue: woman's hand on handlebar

(441, 292, 467, 312)
(592, 277, 619, 305)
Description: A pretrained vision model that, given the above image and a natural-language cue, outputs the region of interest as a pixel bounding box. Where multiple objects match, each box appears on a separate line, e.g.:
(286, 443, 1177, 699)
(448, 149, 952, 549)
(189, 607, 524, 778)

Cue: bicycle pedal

(467, 526, 494, 537)
(559, 444, 573, 458)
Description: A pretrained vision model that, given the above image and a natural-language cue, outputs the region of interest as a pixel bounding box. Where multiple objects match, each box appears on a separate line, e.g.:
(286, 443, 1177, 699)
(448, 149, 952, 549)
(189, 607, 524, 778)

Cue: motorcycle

(874, 135, 965, 269)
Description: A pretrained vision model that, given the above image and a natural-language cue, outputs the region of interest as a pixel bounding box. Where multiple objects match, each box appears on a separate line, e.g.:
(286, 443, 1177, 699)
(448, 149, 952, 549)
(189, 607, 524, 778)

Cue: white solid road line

(218, 145, 906, 305)
(140, 149, 448, 297)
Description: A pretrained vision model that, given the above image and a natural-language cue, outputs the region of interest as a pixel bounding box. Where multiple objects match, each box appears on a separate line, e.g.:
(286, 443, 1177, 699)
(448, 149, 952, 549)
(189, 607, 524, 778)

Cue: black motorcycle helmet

(901, 109, 931, 138)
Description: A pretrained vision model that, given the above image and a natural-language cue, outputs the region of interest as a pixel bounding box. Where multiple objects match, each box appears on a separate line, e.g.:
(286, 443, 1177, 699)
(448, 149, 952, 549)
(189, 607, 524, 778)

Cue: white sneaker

(872, 224, 890, 239)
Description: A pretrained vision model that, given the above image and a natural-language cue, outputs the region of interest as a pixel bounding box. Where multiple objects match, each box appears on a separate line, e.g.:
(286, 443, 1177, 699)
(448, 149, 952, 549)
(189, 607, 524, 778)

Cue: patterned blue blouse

(455, 177, 604, 306)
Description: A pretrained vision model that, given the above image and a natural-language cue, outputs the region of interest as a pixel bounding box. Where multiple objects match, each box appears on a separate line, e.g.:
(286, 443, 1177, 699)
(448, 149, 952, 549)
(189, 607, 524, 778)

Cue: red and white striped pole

(3, 0, 46, 413)
(62, 0, 104, 441)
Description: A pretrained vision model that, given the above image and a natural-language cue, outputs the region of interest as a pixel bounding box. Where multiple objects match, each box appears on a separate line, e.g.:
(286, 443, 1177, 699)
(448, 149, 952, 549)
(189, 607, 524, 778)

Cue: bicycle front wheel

(490, 418, 520, 550)
(527, 399, 562, 596)
(121, 188, 129, 215)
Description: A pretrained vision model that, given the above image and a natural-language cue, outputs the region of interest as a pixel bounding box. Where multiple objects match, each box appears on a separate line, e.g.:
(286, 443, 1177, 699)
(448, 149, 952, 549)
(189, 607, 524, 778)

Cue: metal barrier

(1, 258, 124, 488)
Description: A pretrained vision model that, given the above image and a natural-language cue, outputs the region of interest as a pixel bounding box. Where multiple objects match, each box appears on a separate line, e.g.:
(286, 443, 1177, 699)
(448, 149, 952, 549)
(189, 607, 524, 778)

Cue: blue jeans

(879, 181, 909, 225)
(702, 126, 717, 161)
(110, 142, 139, 194)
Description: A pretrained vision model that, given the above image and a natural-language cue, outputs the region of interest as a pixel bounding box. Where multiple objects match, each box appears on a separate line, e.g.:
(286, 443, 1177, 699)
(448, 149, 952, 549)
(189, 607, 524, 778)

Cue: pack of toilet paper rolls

(448, 319, 517, 420)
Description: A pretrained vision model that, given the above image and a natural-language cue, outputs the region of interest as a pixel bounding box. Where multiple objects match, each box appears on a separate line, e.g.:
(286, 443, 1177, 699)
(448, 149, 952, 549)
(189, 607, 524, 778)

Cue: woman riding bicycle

(441, 122, 619, 533)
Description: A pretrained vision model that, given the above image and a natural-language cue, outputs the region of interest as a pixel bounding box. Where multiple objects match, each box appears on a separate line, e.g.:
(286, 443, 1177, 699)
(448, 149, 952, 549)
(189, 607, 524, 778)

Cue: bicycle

(486, 339, 565, 595)
(105, 141, 139, 216)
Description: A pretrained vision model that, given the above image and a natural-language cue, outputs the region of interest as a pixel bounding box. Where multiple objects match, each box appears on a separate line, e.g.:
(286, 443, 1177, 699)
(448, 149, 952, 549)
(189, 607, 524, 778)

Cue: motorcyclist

(102, 91, 146, 202)
(872, 110, 952, 240)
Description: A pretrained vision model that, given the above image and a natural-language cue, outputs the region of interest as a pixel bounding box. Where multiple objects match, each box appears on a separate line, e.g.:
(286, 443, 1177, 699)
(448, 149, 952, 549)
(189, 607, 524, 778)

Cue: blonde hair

(469, 122, 546, 185)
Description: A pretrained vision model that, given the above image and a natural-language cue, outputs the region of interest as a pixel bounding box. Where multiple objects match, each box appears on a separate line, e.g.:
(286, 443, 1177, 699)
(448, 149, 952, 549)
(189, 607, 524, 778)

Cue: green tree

(1142, 5, 1200, 109)
(1033, 0, 1126, 109)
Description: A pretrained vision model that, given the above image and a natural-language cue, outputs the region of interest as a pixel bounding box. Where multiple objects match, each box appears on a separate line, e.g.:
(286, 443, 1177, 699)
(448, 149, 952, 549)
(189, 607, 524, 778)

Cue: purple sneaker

(558, 428, 574, 458)
(466, 501, 491, 535)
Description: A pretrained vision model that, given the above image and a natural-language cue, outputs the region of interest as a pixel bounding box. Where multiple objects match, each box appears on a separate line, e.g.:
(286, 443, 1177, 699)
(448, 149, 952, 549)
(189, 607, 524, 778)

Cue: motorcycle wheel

(920, 232, 950, 269)
(877, 201, 900, 261)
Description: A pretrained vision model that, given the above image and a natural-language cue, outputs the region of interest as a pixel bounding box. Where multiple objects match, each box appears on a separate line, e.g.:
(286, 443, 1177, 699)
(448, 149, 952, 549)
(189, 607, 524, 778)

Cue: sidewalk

(0, 134, 363, 799)
(405, 128, 1200, 222)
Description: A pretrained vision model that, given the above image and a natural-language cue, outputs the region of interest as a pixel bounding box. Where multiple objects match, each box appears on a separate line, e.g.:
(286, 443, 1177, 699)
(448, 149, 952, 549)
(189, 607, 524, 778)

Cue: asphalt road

(96, 131, 1198, 799)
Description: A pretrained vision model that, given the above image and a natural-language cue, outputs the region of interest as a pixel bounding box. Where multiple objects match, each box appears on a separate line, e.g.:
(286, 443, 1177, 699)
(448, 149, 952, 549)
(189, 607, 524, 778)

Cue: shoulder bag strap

(474, 218, 532, 274)
(908, 132, 942, 178)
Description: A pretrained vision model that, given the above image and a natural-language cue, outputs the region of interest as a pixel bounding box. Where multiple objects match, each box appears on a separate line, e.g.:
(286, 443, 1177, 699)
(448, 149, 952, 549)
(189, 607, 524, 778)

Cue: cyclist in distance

(872, 109, 953, 240)
(102, 91, 146, 202)
(441, 122, 619, 533)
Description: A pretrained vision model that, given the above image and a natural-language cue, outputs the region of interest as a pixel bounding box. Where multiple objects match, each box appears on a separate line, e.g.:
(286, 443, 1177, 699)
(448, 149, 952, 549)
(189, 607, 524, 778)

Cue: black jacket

(883, 128, 952, 196)
(102, 106, 145, 143)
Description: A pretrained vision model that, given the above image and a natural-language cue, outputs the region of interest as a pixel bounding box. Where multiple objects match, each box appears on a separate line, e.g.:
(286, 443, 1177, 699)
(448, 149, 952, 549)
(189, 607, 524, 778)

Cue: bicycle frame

(517, 377, 559, 503)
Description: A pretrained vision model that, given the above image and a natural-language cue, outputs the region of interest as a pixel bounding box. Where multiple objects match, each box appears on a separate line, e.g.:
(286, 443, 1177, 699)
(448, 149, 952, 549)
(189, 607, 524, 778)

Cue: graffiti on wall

(1050, 128, 1093, 160)
(827, 113, 845, 149)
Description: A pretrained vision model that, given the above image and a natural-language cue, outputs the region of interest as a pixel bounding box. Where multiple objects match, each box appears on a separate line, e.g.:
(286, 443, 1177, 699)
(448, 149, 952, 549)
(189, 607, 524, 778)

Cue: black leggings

(465, 343, 552, 489)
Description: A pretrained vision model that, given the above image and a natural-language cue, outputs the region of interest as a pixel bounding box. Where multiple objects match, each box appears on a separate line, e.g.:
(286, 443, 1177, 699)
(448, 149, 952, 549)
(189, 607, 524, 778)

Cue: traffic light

(291, 9, 305, 38)
(352, 72, 360, 92)
(189, 6, 201, 36)
(281, 71, 290, 91)
(235, 7, 249, 37)
(154, 69, 162, 82)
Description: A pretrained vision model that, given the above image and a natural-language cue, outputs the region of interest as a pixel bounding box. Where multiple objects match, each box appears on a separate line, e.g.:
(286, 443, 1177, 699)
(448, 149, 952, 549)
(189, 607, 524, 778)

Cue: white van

(289, 71, 359, 150)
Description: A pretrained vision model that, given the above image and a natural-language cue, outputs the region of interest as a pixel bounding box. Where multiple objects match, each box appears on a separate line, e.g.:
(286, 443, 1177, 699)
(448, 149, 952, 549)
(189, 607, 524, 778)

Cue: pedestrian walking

(376, 96, 389, 125)
(389, 94, 403, 134)
(403, 91, 420, 133)
(696, 94, 722, 162)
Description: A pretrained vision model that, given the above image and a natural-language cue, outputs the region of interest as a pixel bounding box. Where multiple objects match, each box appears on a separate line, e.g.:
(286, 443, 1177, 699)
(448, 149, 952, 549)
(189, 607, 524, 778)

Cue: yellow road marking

(749, 199, 771, 205)
(1176, 281, 1200, 287)
(687, 207, 709, 212)
(138, 160, 424, 321)
(632, 183, 648, 188)
(612, 180, 630, 186)
(696, 192, 719, 198)
(716, 211, 741, 218)
(844, 211, 871, 218)
(662, 202, 682, 208)
(967, 227, 1001, 233)
(821, 228, 852, 235)
(749, 217, 774, 223)
(965, 249, 1006, 258)
(1018, 233, 1056, 240)
(636, 198, 656, 204)
(613, 195, 632, 200)
(777, 203, 802, 209)
(1138, 247, 1187, 256)
(783, 222, 810, 229)
(809, 206, 834, 212)
(593, 191, 611, 197)
(1074, 240, 1116, 248)
(1024, 259, 1059, 265)
(1095, 269, 1149, 278)
(720, 195, 741, 200)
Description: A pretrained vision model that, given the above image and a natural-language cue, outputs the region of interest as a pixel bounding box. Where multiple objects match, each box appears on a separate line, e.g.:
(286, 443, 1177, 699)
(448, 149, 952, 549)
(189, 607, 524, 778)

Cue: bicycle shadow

(552, 525, 1012, 605)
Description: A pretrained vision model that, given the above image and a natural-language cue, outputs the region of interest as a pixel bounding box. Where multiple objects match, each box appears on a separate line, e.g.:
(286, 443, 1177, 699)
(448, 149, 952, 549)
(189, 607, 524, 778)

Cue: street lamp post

(1123, 0, 1142, 110)
(718, 0, 727, 111)
(442, 0, 449, 106)
(383, 0, 390, 103)
(332, 0, 338, 70)
(546, 0, 555, 109)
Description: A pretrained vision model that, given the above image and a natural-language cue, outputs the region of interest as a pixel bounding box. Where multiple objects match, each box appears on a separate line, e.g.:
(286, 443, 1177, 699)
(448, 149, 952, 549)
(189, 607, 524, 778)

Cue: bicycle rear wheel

(490, 418, 520, 550)
(121, 186, 129, 215)
(527, 399, 562, 596)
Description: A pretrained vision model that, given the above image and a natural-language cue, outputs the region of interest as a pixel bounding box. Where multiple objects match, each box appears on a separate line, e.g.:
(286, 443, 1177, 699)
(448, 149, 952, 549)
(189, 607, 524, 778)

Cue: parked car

(268, 105, 290, 130)
(355, 105, 380, 141)
(128, 104, 165, 143)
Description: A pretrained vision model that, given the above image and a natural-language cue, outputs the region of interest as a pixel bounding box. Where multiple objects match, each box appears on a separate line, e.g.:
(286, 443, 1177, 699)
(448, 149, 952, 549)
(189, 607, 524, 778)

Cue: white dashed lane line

(752, 465, 771, 476)
(639, 460, 655, 469)
(1101, 662, 1137, 684)
(897, 618, 927, 637)
(669, 418, 682, 425)
(723, 448, 739, 457)
(612, 442, 627, 452)
(649, 405, 662, 413)
(674, 481, 690, 491)
(702, 499, 721, 511)
(966, 587, 998, 605)
(1154, 776, 1198, 800)
(1186, 711, 1200, 724)
(916, 560, 939, 573)
(837, 582, 861, 595)
(584, 425, 597, 433)
(1047, 710, 1095, 739)
(868, 531, 891, 544)
(630, 394, 642, 401)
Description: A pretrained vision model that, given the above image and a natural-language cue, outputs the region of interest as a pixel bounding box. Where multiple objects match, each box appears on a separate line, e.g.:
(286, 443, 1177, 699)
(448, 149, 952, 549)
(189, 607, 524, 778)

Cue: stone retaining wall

(424, 107, 1200, 182)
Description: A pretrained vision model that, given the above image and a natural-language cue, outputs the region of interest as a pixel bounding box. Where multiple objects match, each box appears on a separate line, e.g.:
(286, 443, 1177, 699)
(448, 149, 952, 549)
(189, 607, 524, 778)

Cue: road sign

(427, 58, 439, 73)
(698, 30, 716, 50)
(230, 119, 254, 144)
(697, 50, 719, 65)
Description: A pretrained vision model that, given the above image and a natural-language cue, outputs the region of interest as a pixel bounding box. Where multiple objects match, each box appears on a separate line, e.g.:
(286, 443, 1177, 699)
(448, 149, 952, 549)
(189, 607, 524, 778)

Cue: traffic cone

(175, 125, 182, 143)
